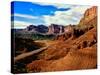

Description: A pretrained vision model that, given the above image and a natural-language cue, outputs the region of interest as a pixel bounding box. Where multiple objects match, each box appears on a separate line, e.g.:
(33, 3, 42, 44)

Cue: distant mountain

(48, 24, 64, 34)
(13, 24, 65, 35)
(26, 25, 48, 33)
(37, 25, 48, 33)
(26, 24, 65, 34)
(13, 25, 55, 39)
(26, 25, 37, 31)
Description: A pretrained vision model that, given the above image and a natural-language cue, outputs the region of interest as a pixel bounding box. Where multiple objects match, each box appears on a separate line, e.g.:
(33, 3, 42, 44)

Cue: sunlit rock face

(84, 6, 97, 18)
(48, 24, 64, 34)
(79, 6, 97, 26)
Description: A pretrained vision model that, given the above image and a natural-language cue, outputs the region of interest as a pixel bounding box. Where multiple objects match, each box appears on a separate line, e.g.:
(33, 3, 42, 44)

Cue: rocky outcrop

(84, 6, 97, 18)
(48, 24, 64, 34)
(79, 6, 97, 26)
(56, 25, 74, 40)
(55, 24, 94, 41)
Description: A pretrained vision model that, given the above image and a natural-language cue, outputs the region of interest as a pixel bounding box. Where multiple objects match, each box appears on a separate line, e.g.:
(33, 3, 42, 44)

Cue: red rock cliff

(79, 6, 97, 26)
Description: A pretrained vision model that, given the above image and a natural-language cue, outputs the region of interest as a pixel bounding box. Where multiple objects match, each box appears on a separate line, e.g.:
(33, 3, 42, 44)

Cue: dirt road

(14, 40, 50, 62)
(14, 46, 48, 62)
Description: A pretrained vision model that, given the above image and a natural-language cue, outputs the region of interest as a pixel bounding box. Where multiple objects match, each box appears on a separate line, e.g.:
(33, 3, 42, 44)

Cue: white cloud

(34, 2, 92, 26)
(12, 21, 33, 29)
(12, 13, 40, 28)
(43, 6, 92, 26)
(12, 13, 37, 19)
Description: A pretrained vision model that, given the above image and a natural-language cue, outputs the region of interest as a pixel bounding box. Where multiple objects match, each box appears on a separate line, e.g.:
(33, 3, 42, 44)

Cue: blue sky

(11, 1, 92, 29)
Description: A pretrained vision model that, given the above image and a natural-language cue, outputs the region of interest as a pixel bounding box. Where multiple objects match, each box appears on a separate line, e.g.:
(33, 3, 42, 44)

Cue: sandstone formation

(79, 6, 97, 26)
(48, 24, 64, 34)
